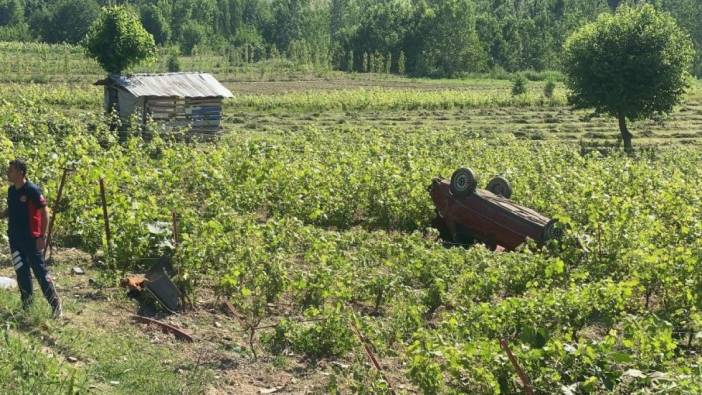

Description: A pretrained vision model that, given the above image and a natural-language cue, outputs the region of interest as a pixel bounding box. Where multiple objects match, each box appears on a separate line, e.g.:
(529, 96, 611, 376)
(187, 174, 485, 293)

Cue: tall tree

(563, 4, 694, 152)
(41, 0, 101, 44)
(83, 5, 156, 74)
(0, 0, 23, 26)
(140, 4, 171, 45)
(271, 0, 308, 52)
(410, 0, 487, 77)
(180, 21, 206, 55)
(346, 0, 413, 71)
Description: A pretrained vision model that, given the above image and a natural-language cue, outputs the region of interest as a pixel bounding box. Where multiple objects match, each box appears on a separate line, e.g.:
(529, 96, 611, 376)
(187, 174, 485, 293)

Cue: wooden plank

(191, 112, 221, 118)
(150, 111, 177, 116)
(191, 107, 221, 112)
(191, 105, 221, 111)
(186, 98, 222, 103)
(152, 111, 175, 117)
(192, 118, 222, 123)
(148, 105, 177, 110)
(187, 103, 222, 109)
(148, 99, 177, 105)
(189, 106, 221, 110)
(147, 103, 176, 108)
(188, 112, 221, 118)
(191, 121, 221, 127)
(190, 127, 221, 133)
(192, 111, 222, 117)
(150, 114, 177, 118)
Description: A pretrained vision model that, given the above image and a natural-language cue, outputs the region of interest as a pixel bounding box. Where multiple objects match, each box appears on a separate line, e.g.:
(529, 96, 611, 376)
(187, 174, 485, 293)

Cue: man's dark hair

(9, 159, 27, 176)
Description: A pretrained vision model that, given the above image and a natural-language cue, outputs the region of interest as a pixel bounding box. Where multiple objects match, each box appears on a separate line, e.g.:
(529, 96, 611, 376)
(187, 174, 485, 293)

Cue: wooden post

(171, 210, 192, 309)
(172, 211, 179, 249)
(500, 339, 534, 395)
(350, 319, 396, 395)
(99, 178, 111, 258)
(44, 167, 70, 260)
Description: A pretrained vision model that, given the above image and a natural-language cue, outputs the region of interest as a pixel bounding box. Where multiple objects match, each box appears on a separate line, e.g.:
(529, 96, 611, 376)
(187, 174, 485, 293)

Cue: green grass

(0, 255, 211, 394)
(1, 67, 699, 147)
(0, 313, 86, 394)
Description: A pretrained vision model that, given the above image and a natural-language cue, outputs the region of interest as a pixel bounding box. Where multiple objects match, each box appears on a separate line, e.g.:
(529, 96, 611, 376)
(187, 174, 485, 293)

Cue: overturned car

(429, 168, 561, 251)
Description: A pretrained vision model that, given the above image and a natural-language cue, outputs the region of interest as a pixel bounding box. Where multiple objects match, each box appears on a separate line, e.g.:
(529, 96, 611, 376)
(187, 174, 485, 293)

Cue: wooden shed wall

(186, 97, 224, 134)
(105, 88, 225, 135)
(143, 96, 224, 135)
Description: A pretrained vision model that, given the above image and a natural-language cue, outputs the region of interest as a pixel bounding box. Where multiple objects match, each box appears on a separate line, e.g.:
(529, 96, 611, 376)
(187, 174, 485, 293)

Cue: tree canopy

(563, 4, 694, 152)
(0, 0, 701, 78)
(410, 0, 486, 77)
(0, 0, 23, 26)
(39, 0, 100, 44)
(83, 5, 156, 74)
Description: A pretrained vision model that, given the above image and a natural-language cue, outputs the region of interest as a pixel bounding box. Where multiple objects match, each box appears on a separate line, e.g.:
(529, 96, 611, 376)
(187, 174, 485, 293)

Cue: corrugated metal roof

(104, 73, 233, 98)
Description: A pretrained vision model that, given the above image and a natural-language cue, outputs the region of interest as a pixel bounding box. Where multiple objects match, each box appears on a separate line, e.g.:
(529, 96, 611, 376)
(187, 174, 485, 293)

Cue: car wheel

(486, 176, 513, 198)
(543, 219, 563, 242)
(450, 167, 477, 198)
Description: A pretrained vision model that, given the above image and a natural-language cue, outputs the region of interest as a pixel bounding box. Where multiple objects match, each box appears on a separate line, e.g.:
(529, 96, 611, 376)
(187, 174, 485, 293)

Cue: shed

(95, 72, 233, 135)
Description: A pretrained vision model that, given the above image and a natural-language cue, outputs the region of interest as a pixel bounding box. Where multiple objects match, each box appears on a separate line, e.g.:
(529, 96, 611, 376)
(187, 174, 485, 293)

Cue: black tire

(486, 176, 513, 198)
(543, 219, 563, 242)
(450, 167, 477, 198)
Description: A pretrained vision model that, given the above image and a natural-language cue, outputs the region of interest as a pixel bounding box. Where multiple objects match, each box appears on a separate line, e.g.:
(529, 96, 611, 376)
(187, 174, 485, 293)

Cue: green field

(1, 40, 701, 149)
(0, 43, 701, 394)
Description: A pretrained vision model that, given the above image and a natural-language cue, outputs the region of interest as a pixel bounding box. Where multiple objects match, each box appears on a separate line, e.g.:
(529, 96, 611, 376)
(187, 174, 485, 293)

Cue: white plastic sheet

(0, 276, 17, 289)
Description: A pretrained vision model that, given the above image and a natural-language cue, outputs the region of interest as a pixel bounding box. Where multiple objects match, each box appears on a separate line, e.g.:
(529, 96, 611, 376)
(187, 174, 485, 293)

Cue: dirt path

(1, 247, 404, 394)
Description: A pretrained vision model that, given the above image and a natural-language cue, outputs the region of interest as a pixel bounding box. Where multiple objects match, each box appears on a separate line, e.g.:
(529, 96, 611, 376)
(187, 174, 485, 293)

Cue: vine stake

(44, 167, 71, 260)
(501, 339, 534, 395)
(350, 317, 396, 395)
(99, 177, 112, 268)
(172, 211, 179, 248)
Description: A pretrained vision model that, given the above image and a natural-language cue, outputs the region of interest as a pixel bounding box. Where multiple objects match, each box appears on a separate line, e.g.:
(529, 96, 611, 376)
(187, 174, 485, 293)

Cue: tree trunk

(618, 114, 633, 154)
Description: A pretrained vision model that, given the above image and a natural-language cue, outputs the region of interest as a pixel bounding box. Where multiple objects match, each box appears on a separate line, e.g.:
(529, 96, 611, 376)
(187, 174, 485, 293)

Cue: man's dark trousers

(11, 240, 60, 310)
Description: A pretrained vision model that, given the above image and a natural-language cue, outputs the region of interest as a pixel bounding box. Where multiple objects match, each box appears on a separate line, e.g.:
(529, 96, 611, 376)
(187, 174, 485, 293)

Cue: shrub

(166, 53, 180, 72)
(544, 79, 556, 98)
(512, 74, 527, 96)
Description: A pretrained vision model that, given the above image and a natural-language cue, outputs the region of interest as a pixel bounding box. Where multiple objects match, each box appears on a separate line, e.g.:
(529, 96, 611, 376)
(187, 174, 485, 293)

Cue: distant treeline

(0, 0, 700, 77)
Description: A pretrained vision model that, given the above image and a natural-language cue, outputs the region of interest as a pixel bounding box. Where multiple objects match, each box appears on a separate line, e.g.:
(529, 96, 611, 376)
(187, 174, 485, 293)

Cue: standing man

(1, 159, 62, 318)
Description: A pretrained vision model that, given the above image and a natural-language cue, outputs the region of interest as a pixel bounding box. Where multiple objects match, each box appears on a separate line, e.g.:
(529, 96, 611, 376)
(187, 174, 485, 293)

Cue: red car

(429, 168, 561, 251)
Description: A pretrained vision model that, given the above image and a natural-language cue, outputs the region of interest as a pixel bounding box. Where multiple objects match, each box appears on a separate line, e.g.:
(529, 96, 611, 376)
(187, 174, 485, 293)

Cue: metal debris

(120, 259, 182, 313)
(120, 275, 146, 292)
(131, 315, 193, 342)
(145, 260, 182, 313)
